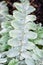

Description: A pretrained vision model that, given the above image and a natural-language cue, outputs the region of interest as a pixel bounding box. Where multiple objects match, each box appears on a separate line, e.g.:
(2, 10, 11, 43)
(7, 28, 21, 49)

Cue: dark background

(0, 0, 43, 25)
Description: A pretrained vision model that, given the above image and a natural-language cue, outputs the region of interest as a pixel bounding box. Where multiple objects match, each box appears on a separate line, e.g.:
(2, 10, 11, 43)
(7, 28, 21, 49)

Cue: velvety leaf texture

(0, 0, 43, 65)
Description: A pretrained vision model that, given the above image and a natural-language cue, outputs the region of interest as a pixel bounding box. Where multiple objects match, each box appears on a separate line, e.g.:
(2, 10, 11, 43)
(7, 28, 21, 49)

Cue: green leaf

(8, 59, 18, 65)
(1, 21, 11, 28)
(35, 39, 43, 45)
(0, 34, 9, 44)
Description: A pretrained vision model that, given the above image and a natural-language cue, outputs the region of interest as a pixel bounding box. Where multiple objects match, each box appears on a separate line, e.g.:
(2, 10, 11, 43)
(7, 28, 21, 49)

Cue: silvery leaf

(7, 47, 20, 58)
(32, 53, 40, 60)
(9, 30, 22, 38)
(0, 58, 7, 63)
(13, 3, 24, 12)
(21, 41, 35, 51)
(26, 6, 36, 14)
(8, 38, 21, 47)
(26, 15, 36, 22)
(21, 51, 31, 59)
(25, 58, 35, 65)
(25, 22, 37, 30)
(33, 47, 42, 57)
(11, 20, 24, 29)
(13, 11, 25, 21)
(24, 31, 37, 39)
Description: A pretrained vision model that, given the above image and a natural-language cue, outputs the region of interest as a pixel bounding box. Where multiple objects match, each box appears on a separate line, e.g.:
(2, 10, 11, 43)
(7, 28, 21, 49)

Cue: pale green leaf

(33, 47, 42, 57)
(26, 6, 36, 14)
(26, 15, 36, 22)
(8, 58, 18, 65)
(25, 22, 37, 30)
(13, 3, 24, 12)
(35, 39, 43, 45)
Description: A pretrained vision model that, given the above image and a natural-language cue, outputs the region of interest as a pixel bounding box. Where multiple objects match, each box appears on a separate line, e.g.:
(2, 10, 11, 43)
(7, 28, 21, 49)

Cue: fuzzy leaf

(8, 59, 18, 65)
(25, 58, 35, 65)
(0, 58, 7, 63)
(8, 38, 21, 47)
(7, 48, 20, 58)
(21, 51, 31, 59)
(25, 22, 37, 30)
(33, 47, 42, 57)
(26, 15, 36, 22)
(9, 30, 22, 38)
(21, 41, 35, 51)
(13, 3, 24, 12)
(13, 11, 25, 21)
(26, 6, 36, 14)
(24, 31, 37, 39)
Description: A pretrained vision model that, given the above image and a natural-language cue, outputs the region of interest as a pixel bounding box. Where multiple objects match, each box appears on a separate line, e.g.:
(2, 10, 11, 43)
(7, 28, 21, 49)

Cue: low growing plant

(0, 0, 43, 65)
